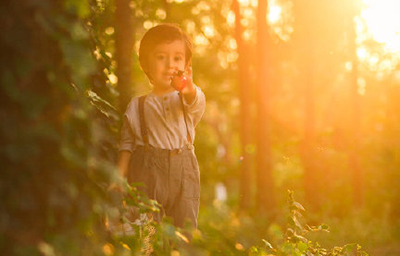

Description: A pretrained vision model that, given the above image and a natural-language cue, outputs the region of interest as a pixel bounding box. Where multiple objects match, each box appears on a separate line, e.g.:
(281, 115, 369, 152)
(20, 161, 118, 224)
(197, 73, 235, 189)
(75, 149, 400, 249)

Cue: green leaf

(297, 241, 309, 252)
(286, 227, 295, 236)
(293, 201, 306, 212)
(293, 234, 308, 243)
(343, 243, 358, 254)
(64, 0, 90, 18)
(262, 239, 274, 249)
(250, 246, 258, 253)
(59, 39, 95, 90)
(293, 216, 303, 231)
(86, 90, 119, 119)
(287, 216, 296, 227)
(319, 223, 330, 232)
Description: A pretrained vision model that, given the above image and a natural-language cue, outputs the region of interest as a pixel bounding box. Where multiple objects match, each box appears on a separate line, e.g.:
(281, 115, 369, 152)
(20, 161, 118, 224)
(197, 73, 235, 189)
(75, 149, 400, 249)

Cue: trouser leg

(129, 147, 200, 229)
(166, 150, 200, 229)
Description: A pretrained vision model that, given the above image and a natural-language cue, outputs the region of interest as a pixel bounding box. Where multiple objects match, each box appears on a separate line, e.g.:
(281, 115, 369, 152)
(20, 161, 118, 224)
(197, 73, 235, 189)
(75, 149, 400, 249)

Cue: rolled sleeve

(182, 86, 206, 125)
(119, 115, 135, 153)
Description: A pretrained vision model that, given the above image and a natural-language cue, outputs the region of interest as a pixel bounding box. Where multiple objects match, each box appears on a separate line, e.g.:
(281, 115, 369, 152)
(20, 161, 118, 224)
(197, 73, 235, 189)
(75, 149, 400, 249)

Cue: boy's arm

(181, 85, 196, 104)
(181, 66, 196, 104)
(172, 67, 205, 125)
(110, 114, 135, 191)
(108, 151, 131, 192)
(117, 151, 131, 178)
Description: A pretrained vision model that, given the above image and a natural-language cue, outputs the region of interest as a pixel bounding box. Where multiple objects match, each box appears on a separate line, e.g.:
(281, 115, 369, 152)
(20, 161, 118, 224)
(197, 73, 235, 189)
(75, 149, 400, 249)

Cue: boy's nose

(167, 57, 175, 68)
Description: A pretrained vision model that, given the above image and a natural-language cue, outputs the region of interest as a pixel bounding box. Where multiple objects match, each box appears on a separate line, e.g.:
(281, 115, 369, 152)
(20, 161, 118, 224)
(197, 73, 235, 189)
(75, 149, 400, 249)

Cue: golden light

(203, 25, 215, 37)
(266, 0, 293, 41)
(267, 0, 282, 24)
(237, 0, 251, 6)
(361, 0, 400, 53)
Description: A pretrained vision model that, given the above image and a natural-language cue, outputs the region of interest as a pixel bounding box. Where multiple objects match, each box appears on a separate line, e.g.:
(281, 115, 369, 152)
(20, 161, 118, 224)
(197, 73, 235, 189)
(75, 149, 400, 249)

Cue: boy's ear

(185, 60, 192, 70)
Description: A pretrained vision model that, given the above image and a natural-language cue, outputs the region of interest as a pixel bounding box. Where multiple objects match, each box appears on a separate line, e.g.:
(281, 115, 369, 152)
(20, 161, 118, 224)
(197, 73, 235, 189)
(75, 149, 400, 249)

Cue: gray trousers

(128, 145, 200, 228)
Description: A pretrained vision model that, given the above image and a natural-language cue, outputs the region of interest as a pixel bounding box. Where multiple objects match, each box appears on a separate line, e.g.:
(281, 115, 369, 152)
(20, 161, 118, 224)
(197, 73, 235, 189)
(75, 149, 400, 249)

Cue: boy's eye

(174, 56, 183, 61)
(156, 54, 166, 60)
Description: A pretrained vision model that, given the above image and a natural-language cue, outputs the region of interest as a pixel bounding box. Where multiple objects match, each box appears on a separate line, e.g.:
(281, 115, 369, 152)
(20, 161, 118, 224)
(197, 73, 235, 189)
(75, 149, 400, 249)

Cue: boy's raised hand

(171, 67, 196, 104)
(170, 67, 194, 93)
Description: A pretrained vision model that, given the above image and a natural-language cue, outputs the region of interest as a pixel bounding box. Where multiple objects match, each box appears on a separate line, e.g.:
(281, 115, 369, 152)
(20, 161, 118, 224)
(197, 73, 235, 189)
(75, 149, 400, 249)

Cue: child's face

(146, 40, 187, 90)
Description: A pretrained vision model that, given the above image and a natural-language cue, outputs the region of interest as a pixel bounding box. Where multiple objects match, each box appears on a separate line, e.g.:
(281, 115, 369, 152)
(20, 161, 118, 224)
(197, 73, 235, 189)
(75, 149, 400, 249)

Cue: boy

(117, 24, 206, 229)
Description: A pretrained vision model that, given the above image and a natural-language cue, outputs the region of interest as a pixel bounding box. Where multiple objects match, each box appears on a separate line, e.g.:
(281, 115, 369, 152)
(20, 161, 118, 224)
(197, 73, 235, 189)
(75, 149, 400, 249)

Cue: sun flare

(361, 0, 400, 53)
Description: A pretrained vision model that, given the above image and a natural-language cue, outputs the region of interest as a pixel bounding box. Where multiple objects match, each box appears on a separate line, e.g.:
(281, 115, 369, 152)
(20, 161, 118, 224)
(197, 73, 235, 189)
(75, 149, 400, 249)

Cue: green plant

(250, 190, 369, 256)
(112, 190, 369, 256)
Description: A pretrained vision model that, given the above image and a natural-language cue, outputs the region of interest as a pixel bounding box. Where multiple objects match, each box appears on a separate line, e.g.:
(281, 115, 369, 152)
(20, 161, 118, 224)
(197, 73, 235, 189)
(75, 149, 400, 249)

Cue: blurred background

(1, 0, 400, 255)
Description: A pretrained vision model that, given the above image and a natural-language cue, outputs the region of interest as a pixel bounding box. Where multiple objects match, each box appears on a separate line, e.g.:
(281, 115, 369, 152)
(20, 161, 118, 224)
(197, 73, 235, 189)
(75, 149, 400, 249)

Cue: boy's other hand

(108, 182, 126, 194)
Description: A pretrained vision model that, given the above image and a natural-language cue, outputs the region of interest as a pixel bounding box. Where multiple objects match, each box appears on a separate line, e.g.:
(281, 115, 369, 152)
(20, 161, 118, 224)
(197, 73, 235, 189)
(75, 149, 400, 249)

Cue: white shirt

(119, 86, 206, 152)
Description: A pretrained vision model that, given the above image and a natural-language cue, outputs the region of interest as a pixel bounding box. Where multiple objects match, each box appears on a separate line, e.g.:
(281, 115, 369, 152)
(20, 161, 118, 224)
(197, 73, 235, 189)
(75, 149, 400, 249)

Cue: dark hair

(139, 24, 193, 76)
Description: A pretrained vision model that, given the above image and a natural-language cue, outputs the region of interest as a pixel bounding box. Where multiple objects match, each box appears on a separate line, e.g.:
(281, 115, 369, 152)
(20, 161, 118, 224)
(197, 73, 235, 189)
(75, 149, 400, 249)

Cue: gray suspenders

(138, 95, 149, 148)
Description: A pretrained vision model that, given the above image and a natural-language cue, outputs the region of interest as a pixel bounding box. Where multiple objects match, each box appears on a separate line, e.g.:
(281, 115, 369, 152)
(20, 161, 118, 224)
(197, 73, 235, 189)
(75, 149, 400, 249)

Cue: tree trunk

(302, 33, 318, 209)
(162, 0, 171, 21)
(293, 0, 320, 210)
(115, 0, 134, 112)
(255, 0, 276, 216)
(233, 0, 254, 210)
(347, 7, 363, 207)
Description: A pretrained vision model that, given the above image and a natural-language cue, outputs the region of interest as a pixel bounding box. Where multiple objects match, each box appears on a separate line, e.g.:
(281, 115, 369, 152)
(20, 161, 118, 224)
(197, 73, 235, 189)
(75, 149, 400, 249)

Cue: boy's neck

(151, 86, 175, 96)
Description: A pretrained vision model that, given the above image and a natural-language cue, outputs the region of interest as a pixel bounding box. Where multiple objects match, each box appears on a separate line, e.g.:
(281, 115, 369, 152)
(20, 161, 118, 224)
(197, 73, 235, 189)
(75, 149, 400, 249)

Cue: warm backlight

(267, 0, 282, 25)
(361, 0, 400, 53)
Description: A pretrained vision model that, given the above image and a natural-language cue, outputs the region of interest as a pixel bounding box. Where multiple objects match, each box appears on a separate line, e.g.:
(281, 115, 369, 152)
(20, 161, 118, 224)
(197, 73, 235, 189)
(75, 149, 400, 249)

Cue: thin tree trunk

(293, 0, 320, 210)
(302, 25, 317, 209)
(233, 0, 254, 210)
(255, 0, 275, 216)
(347, 13, 363, 207)
(302, 58, 318, 209)
(115, 0, 134, 112)
(161, 0, 171, 21)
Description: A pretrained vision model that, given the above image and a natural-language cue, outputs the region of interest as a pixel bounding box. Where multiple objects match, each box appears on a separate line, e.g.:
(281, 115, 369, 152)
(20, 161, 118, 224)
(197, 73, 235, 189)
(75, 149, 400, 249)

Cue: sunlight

(266, 0, 293, 42)
(267, 0, 282, 24)
(237, 0, 251, 6)
(203, 25, 215, 38)
(226, 10, 235, 27)
(361, 0, 400, 53)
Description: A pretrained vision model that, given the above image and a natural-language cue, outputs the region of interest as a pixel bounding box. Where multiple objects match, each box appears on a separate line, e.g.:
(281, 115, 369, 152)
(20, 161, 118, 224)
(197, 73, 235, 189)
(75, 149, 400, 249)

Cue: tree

(346, 0, 364, 207)
(115, 0, 135, 111)
(255, 0, 276, 215)
(233, 0, 254, 210)
(291, 0, 356, 210)
(292, 0, 319, 209)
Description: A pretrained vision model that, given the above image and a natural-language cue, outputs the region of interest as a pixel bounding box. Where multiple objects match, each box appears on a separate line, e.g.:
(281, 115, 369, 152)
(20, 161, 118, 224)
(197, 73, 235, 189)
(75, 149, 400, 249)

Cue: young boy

(117, 24, 206, 229)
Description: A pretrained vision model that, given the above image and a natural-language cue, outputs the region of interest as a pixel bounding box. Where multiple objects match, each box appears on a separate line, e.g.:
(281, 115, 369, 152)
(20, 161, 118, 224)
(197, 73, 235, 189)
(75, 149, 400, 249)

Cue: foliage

(112, 190, 369, 256)
(0, 0, 119, 254)
(250, 191, 368, 256)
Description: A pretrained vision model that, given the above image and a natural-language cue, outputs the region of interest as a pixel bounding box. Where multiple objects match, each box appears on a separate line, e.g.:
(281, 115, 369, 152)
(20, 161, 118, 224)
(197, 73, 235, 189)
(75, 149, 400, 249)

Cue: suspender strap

(179, 93, 192, 145)
(138, 95, 149, 147)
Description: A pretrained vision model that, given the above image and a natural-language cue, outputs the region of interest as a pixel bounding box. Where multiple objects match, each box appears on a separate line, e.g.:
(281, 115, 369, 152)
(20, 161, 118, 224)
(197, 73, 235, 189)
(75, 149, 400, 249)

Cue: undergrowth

(109, 189, 369, 256)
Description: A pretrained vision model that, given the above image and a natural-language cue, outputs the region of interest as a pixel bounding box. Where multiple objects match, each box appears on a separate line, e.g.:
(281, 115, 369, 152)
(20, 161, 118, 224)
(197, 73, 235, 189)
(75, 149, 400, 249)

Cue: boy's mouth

(162, 70, 185, 82)
(164, 70, 184, 76)
(160, 72, 170, 79)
